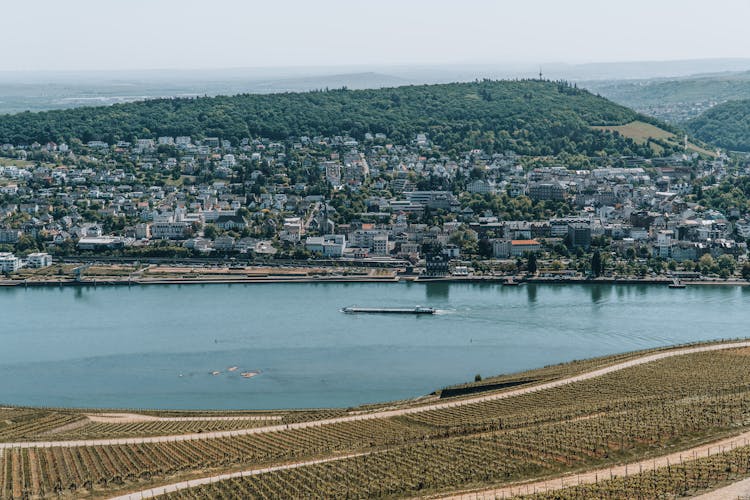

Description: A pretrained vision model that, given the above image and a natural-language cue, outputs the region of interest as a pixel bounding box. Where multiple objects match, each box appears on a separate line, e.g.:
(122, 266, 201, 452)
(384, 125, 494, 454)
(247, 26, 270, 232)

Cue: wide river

(1, 282, 748, 410)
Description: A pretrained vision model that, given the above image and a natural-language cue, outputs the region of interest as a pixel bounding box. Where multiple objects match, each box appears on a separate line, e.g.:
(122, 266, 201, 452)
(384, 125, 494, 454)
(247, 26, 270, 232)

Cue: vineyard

(0, 410, 88, 442)
(137, 384, 750, 499)
(524, 444, 750, 499)
(1, 344, 750, 498)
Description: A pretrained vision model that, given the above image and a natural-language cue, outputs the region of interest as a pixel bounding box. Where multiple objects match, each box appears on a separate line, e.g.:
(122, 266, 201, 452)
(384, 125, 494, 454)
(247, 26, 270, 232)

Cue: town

(1, 130, 749, 282)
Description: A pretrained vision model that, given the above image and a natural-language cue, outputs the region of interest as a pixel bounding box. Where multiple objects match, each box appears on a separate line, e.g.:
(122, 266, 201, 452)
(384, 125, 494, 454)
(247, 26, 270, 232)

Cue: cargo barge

(342, 306, 436, 315)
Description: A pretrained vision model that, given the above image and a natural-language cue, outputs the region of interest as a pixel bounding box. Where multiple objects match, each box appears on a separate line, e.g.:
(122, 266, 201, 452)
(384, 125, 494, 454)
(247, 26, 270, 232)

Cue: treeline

(687, 99, 750, 152)
(0, 80, 674, 157)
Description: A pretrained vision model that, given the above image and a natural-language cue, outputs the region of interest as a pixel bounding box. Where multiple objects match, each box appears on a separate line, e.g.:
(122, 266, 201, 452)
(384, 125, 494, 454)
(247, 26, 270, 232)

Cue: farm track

(3, 340, 750, 451)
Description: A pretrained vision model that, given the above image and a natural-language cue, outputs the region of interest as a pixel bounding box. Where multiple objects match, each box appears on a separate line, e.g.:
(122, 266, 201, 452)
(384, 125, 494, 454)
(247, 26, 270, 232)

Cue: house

(0, 228, 20, 244)
(280, 218, 304, 242)
(443, 244, 460, 259)
(213, 236, 236, 252)
(215, 215, 248, 231)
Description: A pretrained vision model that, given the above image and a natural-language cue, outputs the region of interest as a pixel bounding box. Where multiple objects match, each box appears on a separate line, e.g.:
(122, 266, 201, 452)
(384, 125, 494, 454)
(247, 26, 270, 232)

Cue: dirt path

(437, 432, 750, 499)
(85, 413, 283, 423)
(693, 477, 750, 499)
(106, 452, 371, 500)
(2, 340, 750, 450)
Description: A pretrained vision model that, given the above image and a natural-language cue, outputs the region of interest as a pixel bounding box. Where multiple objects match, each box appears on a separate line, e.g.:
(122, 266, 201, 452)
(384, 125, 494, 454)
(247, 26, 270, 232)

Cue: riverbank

(1, 273, 748, 287)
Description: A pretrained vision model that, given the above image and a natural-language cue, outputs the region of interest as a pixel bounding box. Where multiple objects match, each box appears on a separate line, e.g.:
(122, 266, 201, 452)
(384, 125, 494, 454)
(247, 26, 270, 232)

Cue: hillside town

(1, 132, 749, 280)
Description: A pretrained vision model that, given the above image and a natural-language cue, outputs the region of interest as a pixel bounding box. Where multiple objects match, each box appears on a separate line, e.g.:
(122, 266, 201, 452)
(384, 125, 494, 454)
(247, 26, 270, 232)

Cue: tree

(203, 224, 218, 239)
(591, 250, 603, 277)
(742, 262, 750, 281)
(699, 254, 715, 274)
(717, 254, 736, 274)
(526, 253, 538, 275)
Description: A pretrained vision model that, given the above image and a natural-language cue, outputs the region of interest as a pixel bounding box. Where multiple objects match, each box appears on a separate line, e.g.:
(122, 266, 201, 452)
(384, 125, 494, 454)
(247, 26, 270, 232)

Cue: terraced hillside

(2, 341, 750, 498)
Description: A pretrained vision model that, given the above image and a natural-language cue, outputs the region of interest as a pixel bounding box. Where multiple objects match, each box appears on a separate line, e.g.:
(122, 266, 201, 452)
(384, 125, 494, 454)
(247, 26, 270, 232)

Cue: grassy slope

(593, 120, 716, 156)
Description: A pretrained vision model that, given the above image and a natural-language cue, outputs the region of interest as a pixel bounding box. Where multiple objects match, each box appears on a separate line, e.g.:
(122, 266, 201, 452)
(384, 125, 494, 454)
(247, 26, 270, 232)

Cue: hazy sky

(3, 0, 749, 72)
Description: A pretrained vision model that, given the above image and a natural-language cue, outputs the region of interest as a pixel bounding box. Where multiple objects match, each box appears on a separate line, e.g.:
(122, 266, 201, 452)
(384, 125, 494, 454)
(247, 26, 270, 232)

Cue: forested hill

(0, 79, 675, 157)
(686, 99, 750, 152)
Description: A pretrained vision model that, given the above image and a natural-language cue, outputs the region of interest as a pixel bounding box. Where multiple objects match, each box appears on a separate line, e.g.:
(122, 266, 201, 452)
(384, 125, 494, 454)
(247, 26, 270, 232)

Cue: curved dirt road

(2, 340, 750, 451)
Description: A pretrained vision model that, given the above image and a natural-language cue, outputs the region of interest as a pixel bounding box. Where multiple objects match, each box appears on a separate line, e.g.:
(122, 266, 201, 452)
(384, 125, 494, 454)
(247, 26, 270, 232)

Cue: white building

(510, 239, 541, 257)
(492, 239, 511, 258)
(305, 234, 346, 257)
(280, 218, 304, 242)
(151, 221, 191, 239)
(0, 252, 20, 273)
(26, 252, 52, 268)
(372, 235, 389, 256)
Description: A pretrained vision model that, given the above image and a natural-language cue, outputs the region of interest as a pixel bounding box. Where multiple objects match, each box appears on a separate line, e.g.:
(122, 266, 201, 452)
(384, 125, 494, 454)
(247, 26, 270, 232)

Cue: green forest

(687, 99, 750, 152)
(0, 80, 676, 157)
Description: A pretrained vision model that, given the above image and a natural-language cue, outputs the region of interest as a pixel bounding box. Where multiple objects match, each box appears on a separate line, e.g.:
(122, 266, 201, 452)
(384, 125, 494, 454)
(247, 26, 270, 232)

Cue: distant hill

(0, 72, 409, 115)
(244, 72, 409, 93)
(0, 79, 681, 157)
(686, 99, 750, 152)
(582, 71, 750, 123)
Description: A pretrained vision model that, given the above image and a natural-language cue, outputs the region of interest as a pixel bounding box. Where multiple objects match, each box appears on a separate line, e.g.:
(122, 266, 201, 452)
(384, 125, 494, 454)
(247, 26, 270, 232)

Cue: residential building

(151, 221, 191, 239)
(528, 182, 565, 201)
(568, 224, 592, 248)
(305, 234, 346, 257)
(0, 252, 19, 273)
(510, 239, 541, 257)
(26, 252, 52, 268)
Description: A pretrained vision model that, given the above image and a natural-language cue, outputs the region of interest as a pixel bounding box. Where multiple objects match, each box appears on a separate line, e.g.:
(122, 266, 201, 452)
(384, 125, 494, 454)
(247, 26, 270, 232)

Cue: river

(0, 282, 747, 410)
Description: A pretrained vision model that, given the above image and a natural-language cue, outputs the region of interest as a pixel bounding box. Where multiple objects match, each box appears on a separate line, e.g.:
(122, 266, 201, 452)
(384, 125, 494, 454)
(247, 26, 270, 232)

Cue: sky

(2, 0, 750, 72)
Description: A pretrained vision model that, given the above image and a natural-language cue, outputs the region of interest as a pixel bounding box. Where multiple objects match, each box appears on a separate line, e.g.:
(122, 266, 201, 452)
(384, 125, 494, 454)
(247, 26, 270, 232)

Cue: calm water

(0, 282, 748, 410)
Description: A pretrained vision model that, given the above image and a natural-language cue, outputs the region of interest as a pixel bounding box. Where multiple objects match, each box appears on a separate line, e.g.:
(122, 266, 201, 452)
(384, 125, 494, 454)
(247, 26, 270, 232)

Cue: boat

(341, 306, 436, 315)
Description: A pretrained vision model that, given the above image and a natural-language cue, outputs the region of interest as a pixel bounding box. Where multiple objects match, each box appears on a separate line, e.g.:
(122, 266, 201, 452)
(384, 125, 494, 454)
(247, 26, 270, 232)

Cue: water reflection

(526, 284, 537, 304)
(425, 282, 449, 299)
(590, 285, 612, 304)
